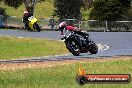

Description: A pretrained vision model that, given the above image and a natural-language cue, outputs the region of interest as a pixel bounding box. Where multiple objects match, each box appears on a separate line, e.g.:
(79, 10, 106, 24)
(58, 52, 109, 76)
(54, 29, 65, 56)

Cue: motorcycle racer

(22, 10, 32, 30)
(58, 22, 98, 55)
(59, 22, 89, 43)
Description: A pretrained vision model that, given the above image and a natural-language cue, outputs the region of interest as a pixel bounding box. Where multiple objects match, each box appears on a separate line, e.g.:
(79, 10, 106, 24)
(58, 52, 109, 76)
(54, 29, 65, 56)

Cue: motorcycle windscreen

(28, 16, 37, 23)
(28, 16, 37, 29)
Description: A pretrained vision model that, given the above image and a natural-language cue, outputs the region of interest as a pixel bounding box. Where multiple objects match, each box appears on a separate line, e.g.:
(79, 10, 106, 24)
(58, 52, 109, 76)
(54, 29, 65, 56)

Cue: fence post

(105, 21, 108, 32)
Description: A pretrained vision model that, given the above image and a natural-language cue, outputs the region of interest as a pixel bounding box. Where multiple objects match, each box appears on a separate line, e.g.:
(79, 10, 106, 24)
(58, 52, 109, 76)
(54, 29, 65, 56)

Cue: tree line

(0, 0, 131, 21)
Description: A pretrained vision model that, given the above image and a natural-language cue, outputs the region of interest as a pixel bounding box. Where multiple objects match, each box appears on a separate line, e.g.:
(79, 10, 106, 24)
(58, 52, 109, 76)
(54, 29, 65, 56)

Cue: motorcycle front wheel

(66, 40, 80, 56)
(88, 41, 98, 54)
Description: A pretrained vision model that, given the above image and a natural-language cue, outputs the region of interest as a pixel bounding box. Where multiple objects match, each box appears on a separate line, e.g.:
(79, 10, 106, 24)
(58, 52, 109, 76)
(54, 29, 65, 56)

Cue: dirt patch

(0, 56, 132, 70)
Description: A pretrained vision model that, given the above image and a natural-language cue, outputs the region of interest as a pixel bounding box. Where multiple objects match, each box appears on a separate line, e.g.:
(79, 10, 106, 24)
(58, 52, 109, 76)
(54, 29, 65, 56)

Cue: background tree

(3, 0, 23, 9)
(82, 0, 94, 10)
(126, 1, 132, 20)
(0, 7, 8, 22)
(23, 0, 44, 15)
(0, 0, 45, 15)
(53, 0, 83, 21)
(89, 0, 131, 21)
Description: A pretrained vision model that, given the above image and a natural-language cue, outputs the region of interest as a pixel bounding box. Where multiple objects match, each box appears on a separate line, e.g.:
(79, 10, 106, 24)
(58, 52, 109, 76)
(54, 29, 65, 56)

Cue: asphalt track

(0, 30, 132, 62)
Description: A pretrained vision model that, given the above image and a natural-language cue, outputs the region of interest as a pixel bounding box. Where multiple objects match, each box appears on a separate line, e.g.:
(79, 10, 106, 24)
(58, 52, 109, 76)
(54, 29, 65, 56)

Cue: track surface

(0, 30, 132, 62)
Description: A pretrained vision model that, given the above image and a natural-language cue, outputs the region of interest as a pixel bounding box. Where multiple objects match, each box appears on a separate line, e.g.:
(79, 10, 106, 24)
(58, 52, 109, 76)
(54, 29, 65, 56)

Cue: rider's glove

(61, 34, 66, 40)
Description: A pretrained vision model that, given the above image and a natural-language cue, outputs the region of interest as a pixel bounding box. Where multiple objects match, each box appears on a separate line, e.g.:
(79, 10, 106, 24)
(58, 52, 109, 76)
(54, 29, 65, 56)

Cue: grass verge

(0, 36, 68, 60)
(0, 57, 132, 88)
(0, 0, 54, 18)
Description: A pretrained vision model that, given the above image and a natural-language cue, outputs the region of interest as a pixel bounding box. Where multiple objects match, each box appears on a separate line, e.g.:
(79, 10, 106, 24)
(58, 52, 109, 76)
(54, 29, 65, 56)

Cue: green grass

(0, 0, 54, 18)
(0, 58, 132, 88)
(0, 36, 68, 60)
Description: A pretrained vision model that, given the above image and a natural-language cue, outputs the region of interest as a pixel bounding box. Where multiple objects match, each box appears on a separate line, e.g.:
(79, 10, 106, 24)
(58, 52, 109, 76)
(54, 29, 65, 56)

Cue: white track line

(100, 45, 109, 51)
(18, 37, 24, 38)
(97, 44, 104, 51)
(58, 41, 110, 52)
(51, 43, 110, 57)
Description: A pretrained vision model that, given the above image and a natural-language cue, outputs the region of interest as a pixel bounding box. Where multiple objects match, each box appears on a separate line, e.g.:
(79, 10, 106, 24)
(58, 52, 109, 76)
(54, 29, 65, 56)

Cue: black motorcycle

(62, 30, 98, 56)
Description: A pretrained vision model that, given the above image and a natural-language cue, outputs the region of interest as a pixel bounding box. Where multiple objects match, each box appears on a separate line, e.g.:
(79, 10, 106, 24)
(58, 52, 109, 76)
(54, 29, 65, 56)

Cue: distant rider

(22, 10, 32, 30)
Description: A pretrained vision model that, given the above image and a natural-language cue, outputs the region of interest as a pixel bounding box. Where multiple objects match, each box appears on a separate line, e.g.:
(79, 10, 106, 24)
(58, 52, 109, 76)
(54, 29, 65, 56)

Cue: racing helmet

(24, 10, 29, 16)
(59, 22, 67, 27)
(24, 10, 28, 14)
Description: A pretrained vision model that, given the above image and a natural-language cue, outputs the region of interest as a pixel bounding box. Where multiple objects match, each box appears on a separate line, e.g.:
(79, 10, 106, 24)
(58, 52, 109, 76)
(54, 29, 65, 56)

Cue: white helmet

(24, 10, 28, 14)
(59, 22, 67, 27)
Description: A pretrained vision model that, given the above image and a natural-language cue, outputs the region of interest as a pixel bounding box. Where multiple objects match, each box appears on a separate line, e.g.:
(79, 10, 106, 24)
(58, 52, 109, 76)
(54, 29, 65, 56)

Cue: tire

(34, 23, 41, 32)
(66, 40, 80, 56)
(88, 41, 98, 54)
